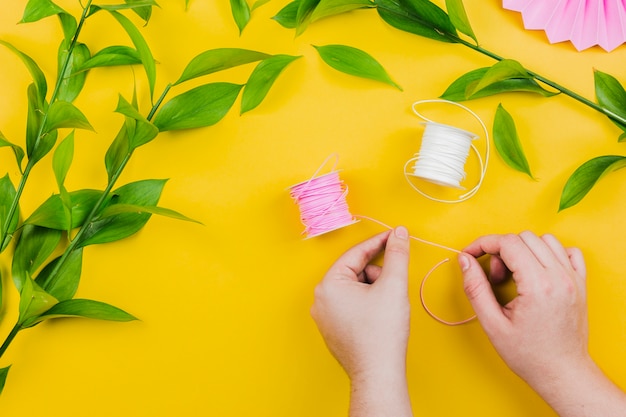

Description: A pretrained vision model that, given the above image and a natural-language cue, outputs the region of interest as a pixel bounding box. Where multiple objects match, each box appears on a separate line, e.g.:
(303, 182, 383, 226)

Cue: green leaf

(594, 69, 626, 133)
(0, 40, 47, 102)
(376, 0, 457, 43)
(251, 0, 272, 11)
(230, 0, 251, 34)
(108, 10, 157, 100)
(310, 0, 375, 22)
(76, 179, 167, 247)
(57, 42, 90, 103)
(313, 44, 402, 90)
(88, 0, 159, 15)
(58, 12, 77, 48)
(296, 0, 321, 35)
(468, 59, 531, 96)
(43, 101, 94, 133)
(493, 104, 533, 178)
(35, 248, 83, 301)
(98, 203, 201, 224)
(115, 95, 159, 148)
(125, 0, 155, 23)
(445, 0, 476, 43)
(272, 0, 299, 28)
(0, 132, 25, 171)
(241, 54, 302, 114)
(20, 0, 66, 23)
(153, 83, 243, 131)
(23, 298, 137, 328)
(25, 83, 49, 163)
(105, 125, 131, 182)
(18, 276, 58, 325)
(0, 366, 9, 396)
(12, 225, 62, 292)
(559, 155, 626, 211)
(53, 131, 74, 189)
(0, 174, 19, 252)
(25, 189, 103, 230)
(174, 48, 271, 85)
(75, 46, 142, 72)
(440, 67, 557, 101)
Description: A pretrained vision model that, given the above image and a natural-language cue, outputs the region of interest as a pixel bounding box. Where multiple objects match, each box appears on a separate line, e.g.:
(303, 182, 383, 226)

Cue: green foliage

(272, 1, 299, 28)
(313, 44, 402, 90)
(594, 70, 626, 137)
(375, 0, 457, 43)
(0, 366, 10, 396)
(230, 0, 251, 34)
(559, 156, 626, 211)
(493, 104, 533, 179)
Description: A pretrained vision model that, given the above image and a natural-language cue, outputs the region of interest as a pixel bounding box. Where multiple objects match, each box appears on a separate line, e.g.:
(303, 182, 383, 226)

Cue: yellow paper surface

(0, 1, 625, 416)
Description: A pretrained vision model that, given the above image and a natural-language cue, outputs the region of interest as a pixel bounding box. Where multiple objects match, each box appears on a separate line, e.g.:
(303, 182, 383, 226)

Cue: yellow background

(1, 0, 625, 415)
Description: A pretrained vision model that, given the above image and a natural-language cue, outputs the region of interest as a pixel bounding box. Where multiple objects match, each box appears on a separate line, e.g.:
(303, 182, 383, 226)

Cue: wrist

(349, 364, 413, 417)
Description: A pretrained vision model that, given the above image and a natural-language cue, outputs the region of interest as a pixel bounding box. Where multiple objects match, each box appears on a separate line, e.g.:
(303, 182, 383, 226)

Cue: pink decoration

(503, 0, 626, 52)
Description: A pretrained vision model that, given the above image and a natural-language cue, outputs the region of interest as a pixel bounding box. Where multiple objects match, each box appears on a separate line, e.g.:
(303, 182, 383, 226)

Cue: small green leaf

(105, 125, 131, 182)
(251, 0, 272, 11)
(559, 156, 626, 211)
(0, 132, 25, 171)
(296, 0, 321, 35)
(20, 0, 66, 23)
(174, 48, 271, 85)
(0, 174, 19, 252)
(445, 0, 476, 43)
(124, 0, 155, 23)
(468, 59, 531, 96)
(12, 225, 62, 292)
(440, 67, 557, 101)
(57, 42, 90, 103)
(76, 179, 167, 247)
(25, 189, 103, 230)
(272, 0, 299, 28)
(0, 40, 47, 102)
(75, 46, 142, 72)
(53, 131, 74, 189)
(25, 83, 48, 163)
(98, 203, 201, 224)
(108, 10, 157, 100)
(0, 366, 9, 395)
(115, 95, 159, 148)
(313, 44, 402, 90)
(43, 101, 94, 134)
(35, 248, 83, 301)
(241, 54, 302, 114)
(594, 69, 626, 132)
(153, 83, 243, 131)
(230, 0, 251, 34)
(23, 298, 137, 328)
(493, 104, 533, 178)
(310, 0, 375, 22)
(18, 276, 58, 325)
(376, 0, 457, 43)
(88, 0, 159, 15)
(58, 12, 77, 48)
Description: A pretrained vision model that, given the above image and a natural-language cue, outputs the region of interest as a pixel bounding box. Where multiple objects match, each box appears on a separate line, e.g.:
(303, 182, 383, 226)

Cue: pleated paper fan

(503, 0, 626, 52)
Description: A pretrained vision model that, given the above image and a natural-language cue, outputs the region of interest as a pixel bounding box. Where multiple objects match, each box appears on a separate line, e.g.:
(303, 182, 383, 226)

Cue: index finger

(463, 233, 543, 276)
(324, 230, 391, 282)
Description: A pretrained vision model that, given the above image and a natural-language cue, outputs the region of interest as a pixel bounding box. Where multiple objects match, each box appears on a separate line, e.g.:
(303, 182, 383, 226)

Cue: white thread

(405, 99, 490, 203)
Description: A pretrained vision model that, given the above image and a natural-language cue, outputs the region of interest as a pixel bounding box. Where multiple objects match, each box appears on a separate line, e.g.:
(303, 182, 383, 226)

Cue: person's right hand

(458, 231, 626, 416)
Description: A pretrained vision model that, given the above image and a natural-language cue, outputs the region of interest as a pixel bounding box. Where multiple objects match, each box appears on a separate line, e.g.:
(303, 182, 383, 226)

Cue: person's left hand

(311, 226, 412, 417)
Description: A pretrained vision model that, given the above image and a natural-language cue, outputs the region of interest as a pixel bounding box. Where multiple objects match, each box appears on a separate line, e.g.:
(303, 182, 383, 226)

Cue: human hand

(311, 226, 413, 417)
(458, 231, 588, 389)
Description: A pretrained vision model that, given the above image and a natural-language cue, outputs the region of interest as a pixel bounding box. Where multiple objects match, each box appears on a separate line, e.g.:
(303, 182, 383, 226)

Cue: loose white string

(405, 99, 490, 203)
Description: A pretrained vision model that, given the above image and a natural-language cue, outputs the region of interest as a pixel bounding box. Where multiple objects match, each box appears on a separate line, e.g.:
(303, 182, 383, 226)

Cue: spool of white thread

(404, 99, 489, 203)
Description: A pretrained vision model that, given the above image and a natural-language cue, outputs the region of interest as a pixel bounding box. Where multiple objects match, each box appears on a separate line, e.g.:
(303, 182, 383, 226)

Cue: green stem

(40, 82, 170, 289)
(449, 35, 626, 127)
(0, 0, 93, 249)
(0, 323, 21, 359)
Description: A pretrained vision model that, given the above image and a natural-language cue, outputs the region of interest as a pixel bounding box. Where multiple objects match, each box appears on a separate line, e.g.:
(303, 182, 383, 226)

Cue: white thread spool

(404, 99, 489, 203)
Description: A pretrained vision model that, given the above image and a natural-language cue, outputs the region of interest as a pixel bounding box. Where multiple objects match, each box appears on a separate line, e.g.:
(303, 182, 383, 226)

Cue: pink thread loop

(419, 258, 476, 326)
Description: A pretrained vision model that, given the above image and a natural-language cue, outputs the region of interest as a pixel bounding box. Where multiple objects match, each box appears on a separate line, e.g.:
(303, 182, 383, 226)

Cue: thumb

(378, 226, 411, 289)
(458, 252, 505, 330)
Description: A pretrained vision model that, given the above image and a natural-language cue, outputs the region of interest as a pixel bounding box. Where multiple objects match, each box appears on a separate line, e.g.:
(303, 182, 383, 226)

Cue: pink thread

(289, 156, 476, 326)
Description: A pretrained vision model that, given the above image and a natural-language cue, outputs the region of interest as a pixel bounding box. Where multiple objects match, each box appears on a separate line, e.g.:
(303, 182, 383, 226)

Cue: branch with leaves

(269, 0, 626, 210)
(0, 0, 300, 395)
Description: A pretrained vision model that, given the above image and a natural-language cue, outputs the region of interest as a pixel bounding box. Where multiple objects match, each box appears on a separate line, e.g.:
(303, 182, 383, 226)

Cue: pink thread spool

(289, 168, 358, 238)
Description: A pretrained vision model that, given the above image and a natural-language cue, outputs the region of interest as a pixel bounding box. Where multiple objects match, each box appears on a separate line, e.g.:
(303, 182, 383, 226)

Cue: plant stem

(448, 35, 626, 127)
(0, 323, 21, 359)
(0, 0, 93, 250)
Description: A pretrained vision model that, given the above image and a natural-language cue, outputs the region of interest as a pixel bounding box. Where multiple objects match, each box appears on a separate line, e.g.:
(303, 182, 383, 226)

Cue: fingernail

(458, 253, 470, 272)
(395, 226, 409, 240)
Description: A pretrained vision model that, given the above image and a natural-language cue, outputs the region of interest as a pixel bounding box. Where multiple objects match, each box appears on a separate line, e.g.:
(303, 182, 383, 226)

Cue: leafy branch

(0, 0, 300, 395)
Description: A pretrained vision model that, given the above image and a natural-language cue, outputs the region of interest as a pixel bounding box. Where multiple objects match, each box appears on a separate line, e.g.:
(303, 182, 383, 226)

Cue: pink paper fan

(503, 0, 626, 52)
